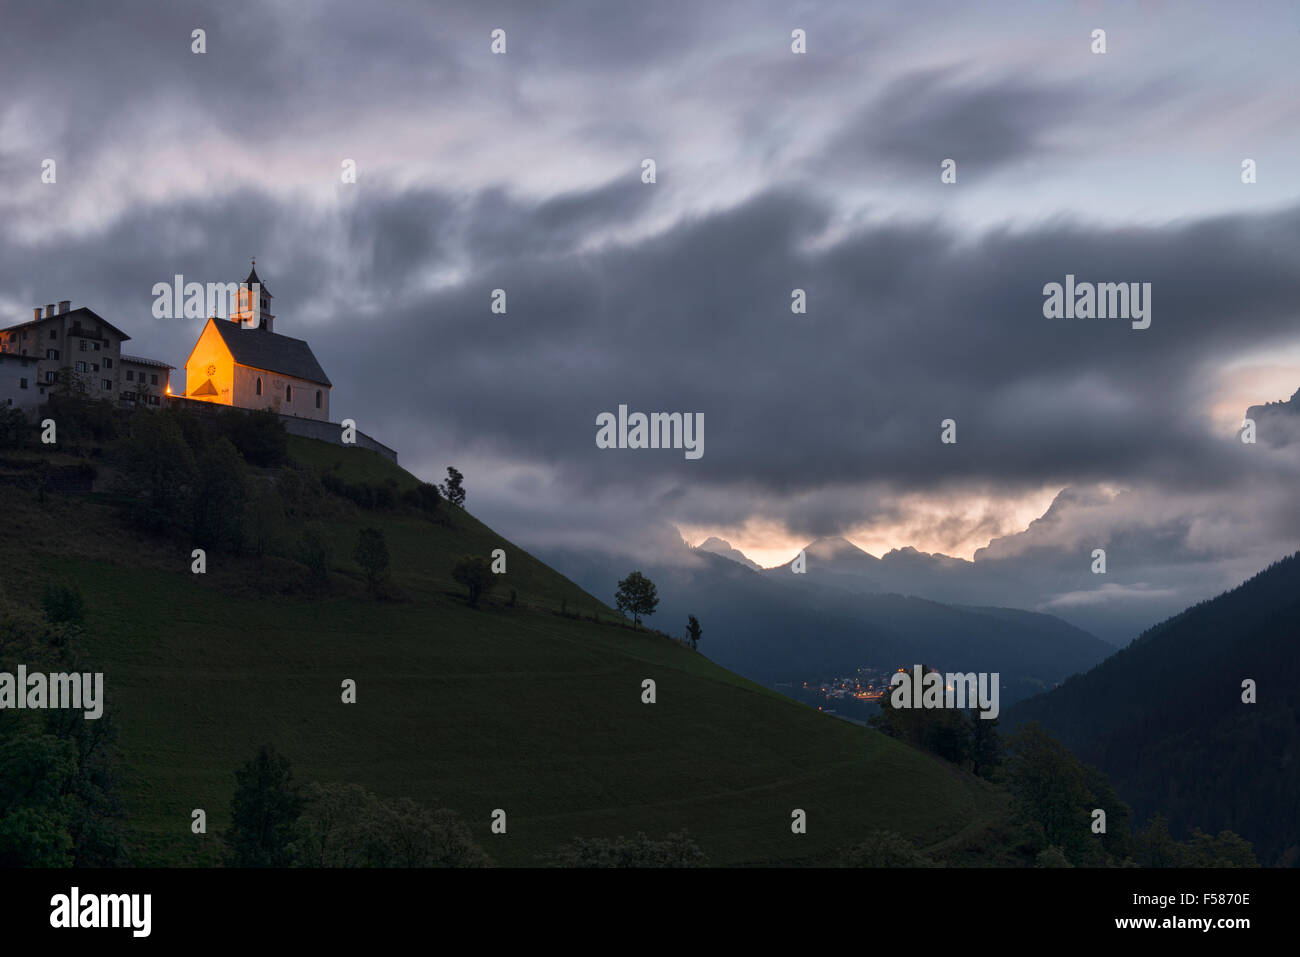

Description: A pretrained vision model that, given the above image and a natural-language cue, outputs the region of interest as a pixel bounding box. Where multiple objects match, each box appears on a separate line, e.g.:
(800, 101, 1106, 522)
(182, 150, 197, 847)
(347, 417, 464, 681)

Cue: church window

(256, 377, 262, 396)
(315, 390, 322, 409)
(286, 384, 292, 401)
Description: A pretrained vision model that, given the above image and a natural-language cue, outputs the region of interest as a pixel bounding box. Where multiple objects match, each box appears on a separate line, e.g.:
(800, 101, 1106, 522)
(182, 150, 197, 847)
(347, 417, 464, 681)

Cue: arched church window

(315, 390, 322, 409)
(256, 377, 262, 396)
(286, 384, 293, 401)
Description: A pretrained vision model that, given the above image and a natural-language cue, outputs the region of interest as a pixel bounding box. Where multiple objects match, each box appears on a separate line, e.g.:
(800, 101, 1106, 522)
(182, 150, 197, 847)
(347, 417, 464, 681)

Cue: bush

(42, 583, 86, 627)
(290, 783, 488, 868)
(299, 526, 331, 588)
(215, 408, 288, 467)
(839, 830, 937, 868)
(549, 831, 707, 868)
(1035, 846, 1074, 868)
(0, 407, 32, 451)
(402, 481, 442, 517)
(451, 555, 494, 608)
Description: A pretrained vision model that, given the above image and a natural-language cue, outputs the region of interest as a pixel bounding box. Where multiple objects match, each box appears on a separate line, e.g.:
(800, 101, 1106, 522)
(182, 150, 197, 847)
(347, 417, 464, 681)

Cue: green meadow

(2, 437, 1006, 866)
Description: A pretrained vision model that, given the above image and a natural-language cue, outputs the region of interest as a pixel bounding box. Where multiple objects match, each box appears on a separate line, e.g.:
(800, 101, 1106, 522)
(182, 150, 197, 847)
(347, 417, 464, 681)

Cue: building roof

(1, 306, 132, 342)
(243, 262, 270, 297)
(209, 319, 331, 386)
(120, 354, 175, 369)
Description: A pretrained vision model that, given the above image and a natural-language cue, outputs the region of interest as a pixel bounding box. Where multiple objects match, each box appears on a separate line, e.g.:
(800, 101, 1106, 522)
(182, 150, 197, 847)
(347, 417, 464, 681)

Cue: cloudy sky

(3, 0, 1299, 632)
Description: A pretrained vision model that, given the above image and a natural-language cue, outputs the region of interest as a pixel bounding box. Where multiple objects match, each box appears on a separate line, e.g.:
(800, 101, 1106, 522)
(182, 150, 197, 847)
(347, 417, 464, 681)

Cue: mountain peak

(694, 536, 763, 571)
(804, 536, 878, 561)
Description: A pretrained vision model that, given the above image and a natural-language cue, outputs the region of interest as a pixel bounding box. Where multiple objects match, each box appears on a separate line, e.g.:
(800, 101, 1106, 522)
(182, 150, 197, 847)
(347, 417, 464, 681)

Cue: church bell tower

(233, 258, 274, 332)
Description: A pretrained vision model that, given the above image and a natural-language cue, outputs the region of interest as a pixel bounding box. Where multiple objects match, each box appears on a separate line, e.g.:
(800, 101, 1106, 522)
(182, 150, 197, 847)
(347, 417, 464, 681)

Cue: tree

(685, 614, 702, 650)
(224, 744, 304, 868)
(451, 555, 493, 608)
(1006, 723, 1092, 865)
(968, 711, 1003, 780)
(191, 436, 250, 551)
(353, 527, 390, 597)
(614, 571, 658, 628)
(244, 481, 284, 559)
(117, 410, 196, 531)
(299, 525, 331, 588)
(440, 467, 466, 508)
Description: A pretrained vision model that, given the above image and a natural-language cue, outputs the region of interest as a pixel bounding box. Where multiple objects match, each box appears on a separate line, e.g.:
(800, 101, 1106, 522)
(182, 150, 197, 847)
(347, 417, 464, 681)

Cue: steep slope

(1007, 553, 1300, 865)
(0, 435, 1007, 867)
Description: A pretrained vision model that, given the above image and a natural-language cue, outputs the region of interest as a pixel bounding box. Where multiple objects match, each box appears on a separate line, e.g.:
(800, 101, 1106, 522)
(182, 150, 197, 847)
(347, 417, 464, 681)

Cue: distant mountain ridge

(541, 539, 1113, 708)
(693, 536, 763, 571)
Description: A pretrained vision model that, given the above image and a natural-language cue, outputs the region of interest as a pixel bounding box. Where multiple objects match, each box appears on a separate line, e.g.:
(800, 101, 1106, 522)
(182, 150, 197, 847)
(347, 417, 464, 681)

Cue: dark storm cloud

(3, 169, 1298, 547)
(331, 184, 1300, 507)
(3, 0, 1299, 619)
(823, 68, 1088, 178)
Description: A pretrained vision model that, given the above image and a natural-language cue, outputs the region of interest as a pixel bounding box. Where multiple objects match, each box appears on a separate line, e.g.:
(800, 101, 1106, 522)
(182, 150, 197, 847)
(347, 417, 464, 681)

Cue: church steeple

(233, 257, 275, 332)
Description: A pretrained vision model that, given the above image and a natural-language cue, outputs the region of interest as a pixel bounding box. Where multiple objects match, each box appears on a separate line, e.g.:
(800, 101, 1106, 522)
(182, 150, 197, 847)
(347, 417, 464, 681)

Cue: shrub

(42, 583, 85, 627)
(451, 555, 494, 608)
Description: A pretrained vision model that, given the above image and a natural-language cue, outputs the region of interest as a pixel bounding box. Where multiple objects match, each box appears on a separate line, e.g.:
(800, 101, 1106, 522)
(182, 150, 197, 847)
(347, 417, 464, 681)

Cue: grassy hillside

(0, 430, 1008, 866)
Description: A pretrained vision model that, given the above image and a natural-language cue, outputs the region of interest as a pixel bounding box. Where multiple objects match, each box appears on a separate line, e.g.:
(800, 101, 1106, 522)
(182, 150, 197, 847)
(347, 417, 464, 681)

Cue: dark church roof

(210, 319, 331, 386)
(243, 262, 270, 296)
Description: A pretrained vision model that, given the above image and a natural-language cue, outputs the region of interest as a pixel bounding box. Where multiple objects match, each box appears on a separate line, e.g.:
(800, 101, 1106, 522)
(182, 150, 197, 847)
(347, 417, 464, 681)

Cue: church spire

(234, 257, 275, 332)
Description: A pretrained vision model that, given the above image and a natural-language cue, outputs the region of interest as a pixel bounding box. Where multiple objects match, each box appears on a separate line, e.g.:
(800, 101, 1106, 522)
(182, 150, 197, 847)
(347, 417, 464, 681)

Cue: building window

(315, 390, 322, 409)
(256, 377, 262, 396)
(45, 372, 55, 383)
(102, 379, 112, 390)
(19, 378, 27, 389)
(150, 373, 158, 386)
(48, 329, 56, 340)
(46, 348, 58, 360)
(92, 342, 100, 352)
(286, 384, 292, 401)
(104, 357, 112, 369)
(126, 370, 134, 381)
(76, 361, 88, 372)
(80, 340, 87, 351)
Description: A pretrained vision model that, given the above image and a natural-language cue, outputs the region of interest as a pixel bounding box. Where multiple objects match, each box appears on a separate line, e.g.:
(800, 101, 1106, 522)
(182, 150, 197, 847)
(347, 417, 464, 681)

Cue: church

(181, 262, 332, 421)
